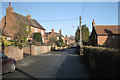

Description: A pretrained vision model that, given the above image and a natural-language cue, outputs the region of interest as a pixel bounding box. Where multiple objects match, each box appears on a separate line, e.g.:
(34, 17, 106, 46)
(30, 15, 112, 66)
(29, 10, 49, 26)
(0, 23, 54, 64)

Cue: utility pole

(79, 16, 83, 55)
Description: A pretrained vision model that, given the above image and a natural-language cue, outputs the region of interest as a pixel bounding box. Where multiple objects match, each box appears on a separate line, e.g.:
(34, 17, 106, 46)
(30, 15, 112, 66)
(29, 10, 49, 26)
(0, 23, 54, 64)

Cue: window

(35, 29, 37, 32)
(7, 37, 11, 40)
(112, 36, 115, 39)
(57, 37, 59, 40)
(41, 30, 44, 35)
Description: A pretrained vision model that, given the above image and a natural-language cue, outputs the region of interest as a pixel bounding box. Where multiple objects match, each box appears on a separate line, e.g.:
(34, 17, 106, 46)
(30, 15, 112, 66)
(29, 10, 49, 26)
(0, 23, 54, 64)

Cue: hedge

(82, 46, 120, 78)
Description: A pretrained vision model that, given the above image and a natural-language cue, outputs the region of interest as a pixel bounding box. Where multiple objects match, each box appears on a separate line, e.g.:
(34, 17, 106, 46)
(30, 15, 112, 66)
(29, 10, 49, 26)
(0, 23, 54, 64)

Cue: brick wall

(23, 45, 51, 55)
(0, 46, 2, 52)
(23, 46, 30, 54)
(35, 46, 51, 55)
(98, 35, 119, 48)
(4, 46, 23, 61)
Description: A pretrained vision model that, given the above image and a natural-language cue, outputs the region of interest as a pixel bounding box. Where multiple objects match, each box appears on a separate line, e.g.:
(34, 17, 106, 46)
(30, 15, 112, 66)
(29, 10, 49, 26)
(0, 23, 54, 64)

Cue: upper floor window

(35, 29, 37, 32)
(41, 30, 44, 35)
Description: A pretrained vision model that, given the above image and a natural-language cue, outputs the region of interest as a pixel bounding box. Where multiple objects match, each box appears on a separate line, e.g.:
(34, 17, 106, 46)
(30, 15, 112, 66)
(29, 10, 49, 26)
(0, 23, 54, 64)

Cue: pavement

(2, 48, 90, 79)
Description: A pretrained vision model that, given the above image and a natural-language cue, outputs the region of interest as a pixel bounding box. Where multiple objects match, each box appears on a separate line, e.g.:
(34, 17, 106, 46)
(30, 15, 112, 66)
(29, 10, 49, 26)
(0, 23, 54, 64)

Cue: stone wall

(4, 46, 23, 61)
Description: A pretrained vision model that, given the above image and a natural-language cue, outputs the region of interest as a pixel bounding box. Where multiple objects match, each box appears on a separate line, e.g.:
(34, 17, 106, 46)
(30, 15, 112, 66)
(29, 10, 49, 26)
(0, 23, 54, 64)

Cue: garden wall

(35, 46, 51, 55)
(83, 46, 120, 78)
(4, 46, 23, 61)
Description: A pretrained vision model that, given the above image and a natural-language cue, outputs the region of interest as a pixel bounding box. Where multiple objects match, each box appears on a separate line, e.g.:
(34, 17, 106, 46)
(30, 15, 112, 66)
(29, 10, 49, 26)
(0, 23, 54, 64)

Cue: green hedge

(83, 46, 120, 78)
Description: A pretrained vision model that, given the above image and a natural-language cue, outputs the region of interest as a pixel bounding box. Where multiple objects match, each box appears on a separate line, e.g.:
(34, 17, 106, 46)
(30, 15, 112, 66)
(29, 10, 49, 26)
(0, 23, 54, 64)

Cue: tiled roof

(45, 32, 64, 37)
(13, 12, 45, 30)
(94, 25, 120, 35)
(68, 37, 74, 40)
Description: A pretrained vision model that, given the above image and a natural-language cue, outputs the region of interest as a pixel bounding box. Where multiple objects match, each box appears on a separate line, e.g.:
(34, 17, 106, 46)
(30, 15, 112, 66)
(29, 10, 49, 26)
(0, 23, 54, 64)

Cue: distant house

(0, 3, 46, 43)
(45, 29, 64, 44)
(90, 19, 120, 48)
(64, 35, 75, 46)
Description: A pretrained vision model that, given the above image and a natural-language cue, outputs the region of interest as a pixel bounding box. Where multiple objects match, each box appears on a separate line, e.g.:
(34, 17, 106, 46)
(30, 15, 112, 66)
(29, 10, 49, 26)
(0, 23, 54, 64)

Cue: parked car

(0, 52, 16, 74)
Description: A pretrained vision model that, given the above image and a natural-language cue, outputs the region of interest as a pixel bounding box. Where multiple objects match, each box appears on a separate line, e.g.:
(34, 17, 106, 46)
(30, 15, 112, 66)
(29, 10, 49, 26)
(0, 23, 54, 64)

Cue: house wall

(97, 35, 119, 48)
(2, 11, 20, 38)
(97, 36, 108, 45)
(30, 27, 45, 43)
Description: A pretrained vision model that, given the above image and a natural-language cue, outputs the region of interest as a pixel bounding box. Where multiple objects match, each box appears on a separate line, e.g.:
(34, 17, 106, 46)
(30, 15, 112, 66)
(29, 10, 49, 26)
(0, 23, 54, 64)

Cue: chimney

(6, 3, 13, 15)
(27, 13, 31, 19)
(92, 19, 95, 28)
(9, 3, 11, 7)
(59, 29, 61, 35)
(66, 35, 67, 38)
(51, 29, 54, 34)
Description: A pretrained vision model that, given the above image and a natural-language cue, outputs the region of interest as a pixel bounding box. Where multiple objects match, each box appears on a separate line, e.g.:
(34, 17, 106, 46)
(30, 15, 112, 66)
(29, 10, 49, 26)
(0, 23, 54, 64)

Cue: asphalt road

(2, 48, 90, 78)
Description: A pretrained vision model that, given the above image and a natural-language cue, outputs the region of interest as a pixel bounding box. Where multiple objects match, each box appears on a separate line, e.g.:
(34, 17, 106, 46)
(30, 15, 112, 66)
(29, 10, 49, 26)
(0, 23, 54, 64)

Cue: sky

(1, 2, 119, 37)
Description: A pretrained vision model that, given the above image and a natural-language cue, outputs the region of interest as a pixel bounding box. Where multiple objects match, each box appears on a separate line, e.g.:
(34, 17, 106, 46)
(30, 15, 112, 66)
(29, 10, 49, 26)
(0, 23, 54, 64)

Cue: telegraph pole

(79, 16, 83, 55)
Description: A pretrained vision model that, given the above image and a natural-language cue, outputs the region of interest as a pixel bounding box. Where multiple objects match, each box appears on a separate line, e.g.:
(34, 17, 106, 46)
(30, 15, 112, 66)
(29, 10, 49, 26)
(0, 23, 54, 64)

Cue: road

(2, 48, 90, 78)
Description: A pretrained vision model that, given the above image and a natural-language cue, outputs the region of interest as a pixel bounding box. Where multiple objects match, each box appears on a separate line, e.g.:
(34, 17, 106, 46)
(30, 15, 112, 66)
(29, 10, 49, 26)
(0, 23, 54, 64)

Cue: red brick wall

(23, 47, 30, 54)
(98, 35, 119, 48)
(30, 27, 45, 43)
(97, 36, 108, 45)
(4, 46, 23, 61)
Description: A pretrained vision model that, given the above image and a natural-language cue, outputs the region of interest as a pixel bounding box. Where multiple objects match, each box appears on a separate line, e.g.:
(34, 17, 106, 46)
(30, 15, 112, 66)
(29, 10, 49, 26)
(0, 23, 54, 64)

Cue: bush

(1, 36, 12, 46)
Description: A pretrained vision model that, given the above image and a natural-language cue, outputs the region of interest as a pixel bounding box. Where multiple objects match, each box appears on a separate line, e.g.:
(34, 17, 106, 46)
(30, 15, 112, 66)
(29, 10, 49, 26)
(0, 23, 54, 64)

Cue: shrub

(1, 36, 12, 46)
(33, 33, 43, 44)
(83, 46, 120, 78)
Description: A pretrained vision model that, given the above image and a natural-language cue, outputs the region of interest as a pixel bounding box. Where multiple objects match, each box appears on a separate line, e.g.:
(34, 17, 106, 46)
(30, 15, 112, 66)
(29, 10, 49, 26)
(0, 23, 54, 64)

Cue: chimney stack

(51, 29, 54, 34)
(66, 35, 67, 38)
(9, 3, 11, 7)
(59, 29, 61, 35)
(92, 19, 95, 28)
(27, 13, 31, 19)
(6, 3, 13, 15)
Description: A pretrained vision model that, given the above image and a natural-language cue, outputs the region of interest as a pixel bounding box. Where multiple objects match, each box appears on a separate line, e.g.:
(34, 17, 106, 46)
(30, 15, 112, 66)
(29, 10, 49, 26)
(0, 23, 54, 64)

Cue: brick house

(45, 29, 64, 44)
(64, 35, 75, 46)
(90, 19, 120, 48)
(0, 3, 46, 43)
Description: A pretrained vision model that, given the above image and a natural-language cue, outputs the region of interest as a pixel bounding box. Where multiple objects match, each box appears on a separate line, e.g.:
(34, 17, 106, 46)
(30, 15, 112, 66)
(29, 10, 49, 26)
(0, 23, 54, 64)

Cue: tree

(33, 33, 43, 45)
(49, 36, 57, 46)
(13, 23, 31, 49)
(75, 27, 80, 44)
(75, 24, 89, 45)
(81, 24, 89, 45)
(56, 36, 64, 47)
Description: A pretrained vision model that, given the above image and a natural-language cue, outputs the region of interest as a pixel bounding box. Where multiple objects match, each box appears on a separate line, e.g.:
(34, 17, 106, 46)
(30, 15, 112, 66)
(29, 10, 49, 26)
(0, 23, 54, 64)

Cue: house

(45, 29, 64, 44)
(64, 35, 75, 46)
(90, 19, 120, 48)
(0, 3, 46, 43)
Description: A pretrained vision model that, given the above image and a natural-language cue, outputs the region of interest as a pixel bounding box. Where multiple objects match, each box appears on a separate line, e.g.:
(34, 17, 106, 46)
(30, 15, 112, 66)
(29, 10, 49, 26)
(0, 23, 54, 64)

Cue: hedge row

(83, 46, 120, 78)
